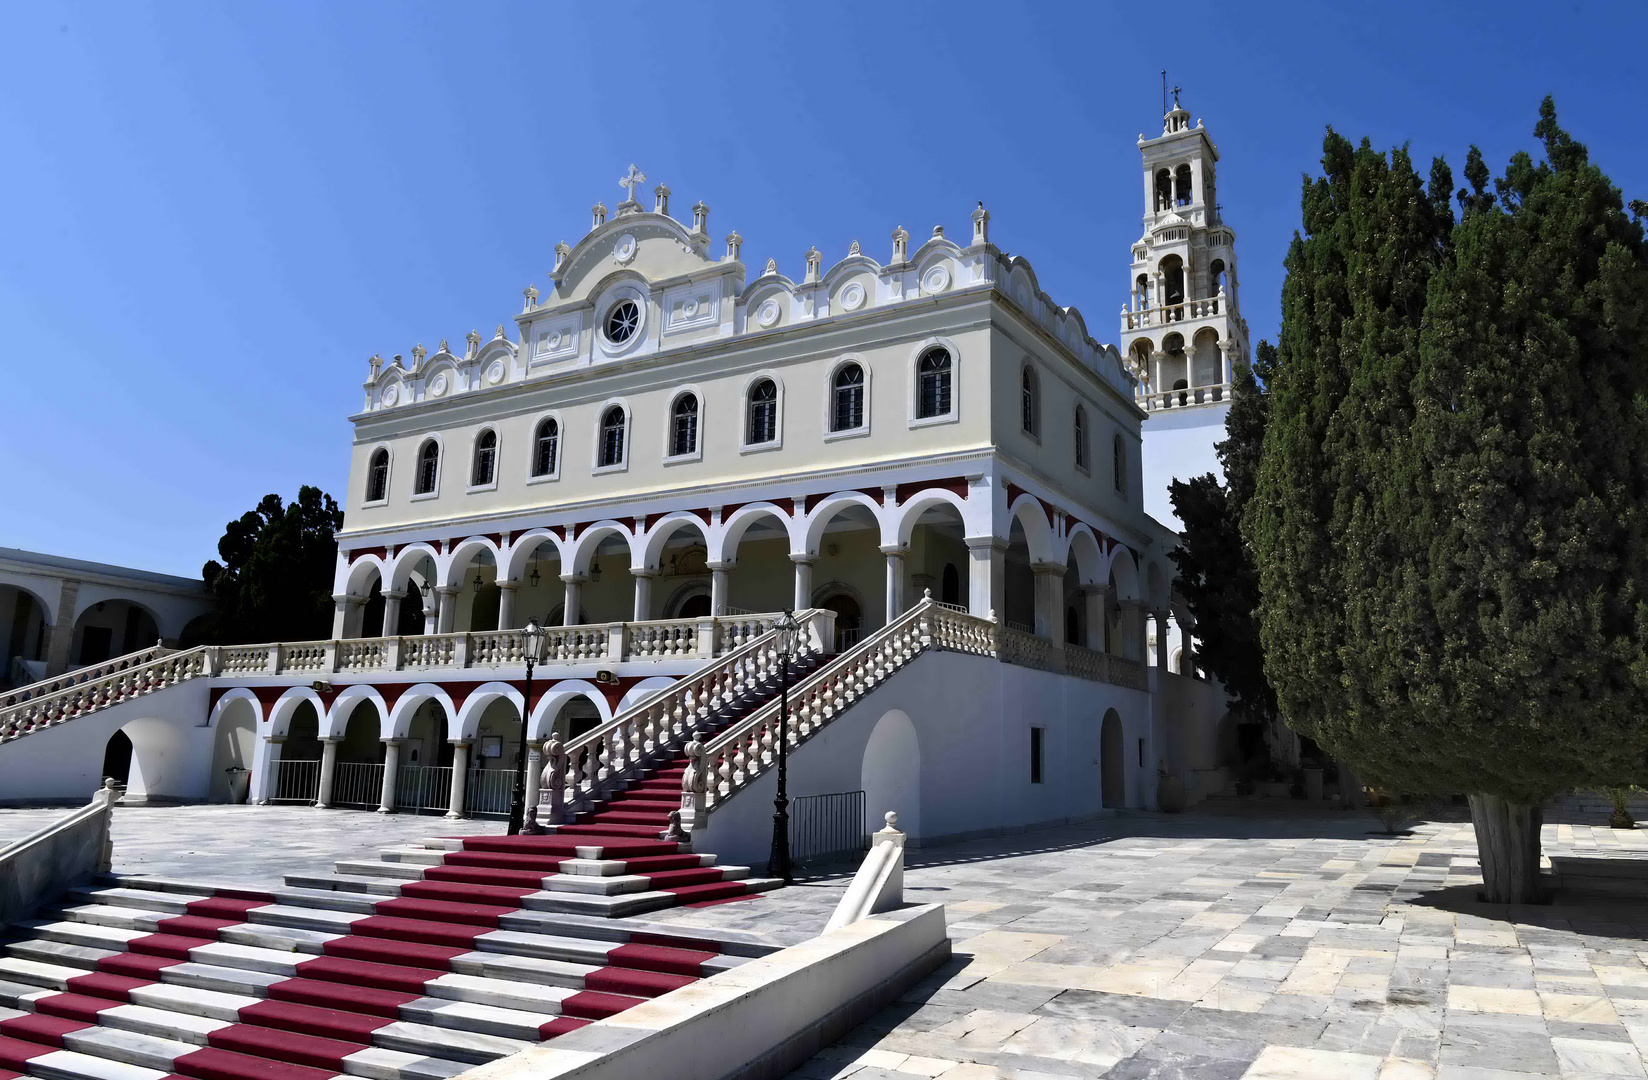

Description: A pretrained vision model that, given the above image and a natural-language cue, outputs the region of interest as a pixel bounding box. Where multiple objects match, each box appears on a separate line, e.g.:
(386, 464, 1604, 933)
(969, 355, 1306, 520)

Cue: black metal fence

(789, 790, 869, 868)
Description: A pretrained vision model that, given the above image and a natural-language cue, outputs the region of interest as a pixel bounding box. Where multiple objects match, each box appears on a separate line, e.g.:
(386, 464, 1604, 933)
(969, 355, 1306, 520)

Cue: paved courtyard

(6, 803, 1648, 1078)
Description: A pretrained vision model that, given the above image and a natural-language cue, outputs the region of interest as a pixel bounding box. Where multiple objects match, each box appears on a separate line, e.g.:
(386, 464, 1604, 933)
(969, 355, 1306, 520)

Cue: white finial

(494, 324, 506, 340)
(848, 239, 861, 256)
(591, 201, 607, 229)
(933, 225, 944, 238)
(553, 241, 570, 275)
(368, 353, 383, 378)
(891, 225, 909, 264)
(618, 164, 646, 206)
(884, 811, 899, 830)
(411, 343, 427, 368)
(972, 201, 991, 246)
(465, 329, 481, 356)
(724, 230, 742, 262)
(437, 339, 449, 354)
(763, 257, 777, 276)
(523, 284, 539, 312)
(804, 246, 822, 282)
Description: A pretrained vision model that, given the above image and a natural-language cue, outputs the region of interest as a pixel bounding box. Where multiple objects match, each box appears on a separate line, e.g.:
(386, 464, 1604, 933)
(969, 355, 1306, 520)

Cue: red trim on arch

(895, 477, 969, 504)
(644, 510, 709, 532)
(347, 548, 387, 564)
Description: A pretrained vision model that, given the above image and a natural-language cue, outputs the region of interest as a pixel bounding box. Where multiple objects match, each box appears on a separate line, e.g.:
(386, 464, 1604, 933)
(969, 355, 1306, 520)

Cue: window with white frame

(671, 393, 699, 457)
(747, 378, 778, 445)
(414, 440, 439, 495)
(532, 417, 558, 477)
(1021, 365, 1040, 437)
(832, 363, 865, 432)
(471, 429, 497, 487)
(604, 299, 640, 345)
(599, 406, 627, 468)
(365, 449, 389, 502)
(916, 347, 952, 419)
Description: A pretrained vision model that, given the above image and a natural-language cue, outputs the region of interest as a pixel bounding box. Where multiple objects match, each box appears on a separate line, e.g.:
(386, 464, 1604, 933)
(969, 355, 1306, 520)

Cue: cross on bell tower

(1118, 93, 1249, 413)
(617, 164, 646, 214)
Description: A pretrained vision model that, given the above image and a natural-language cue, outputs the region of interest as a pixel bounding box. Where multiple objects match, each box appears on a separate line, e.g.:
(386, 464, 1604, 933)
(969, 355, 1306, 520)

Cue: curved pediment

(551, 212, 719, 304)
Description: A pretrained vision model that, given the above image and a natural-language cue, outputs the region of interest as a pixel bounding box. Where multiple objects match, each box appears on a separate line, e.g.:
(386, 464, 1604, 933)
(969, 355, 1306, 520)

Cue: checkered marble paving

(658, 809, 1648, 1079)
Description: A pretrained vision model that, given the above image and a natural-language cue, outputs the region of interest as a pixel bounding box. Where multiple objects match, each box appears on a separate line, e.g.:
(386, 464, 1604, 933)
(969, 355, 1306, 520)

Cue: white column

(377, 740, 402, 814)
(707, 561, 731, 616)
(1031, 563, 1065, 642)
(523, 741, 543, 826)
(435, 586, 459, 634)
(881, 546, 908, 624)
(445, 741, 471, 819)
(331, 594, 351, 639)
(496, 583, 518, 630)
(1218, 341, 1232, 391)
(422, 594, 438, 636)
(561, 575, 585, 625)
(314, 738, 340, 808)
(1121, 600, 1147, 662)
(631, 569, 656, 622)
(381, 591, 404, 638)
(965, 538, 1005, 620)
(1081, 585, 1107, 651)
(1154, 611, 1172, 673)
(790, 555, 815, 612)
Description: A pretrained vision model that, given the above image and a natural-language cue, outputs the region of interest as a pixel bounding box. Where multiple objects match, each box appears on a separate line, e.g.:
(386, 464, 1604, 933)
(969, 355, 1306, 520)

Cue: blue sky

(2, 1, 1643, 578)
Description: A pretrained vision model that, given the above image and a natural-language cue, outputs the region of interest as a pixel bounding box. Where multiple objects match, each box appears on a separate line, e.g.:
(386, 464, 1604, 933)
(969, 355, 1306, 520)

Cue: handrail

(1, 782, 117, 925)
(1, 646, 212, 744)
(538, 610, 832, 823)
(0, 644, 174, 711)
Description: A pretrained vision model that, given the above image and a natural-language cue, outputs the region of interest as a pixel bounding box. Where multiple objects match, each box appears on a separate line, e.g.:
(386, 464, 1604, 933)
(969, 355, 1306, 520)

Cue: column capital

(496, 581, 520, 593)
(383, 589, 406, 601)
(965, 536, 1009, 554)
(1118, 597, 1146, 611)
(788, 553, 817, 566)
(630, 567, 660, 580)
(435, 585, 460, 597)
(321, 735, 344, 743)
(879, 545, 910, 558)
(560, 573, 589, 585)
(1079, 582, 1109, 597)
(447, 738, 473, 747)
(705, 559, 735, 572)
(380, 737, 407, 746)
(1030, 561, 1067, 576)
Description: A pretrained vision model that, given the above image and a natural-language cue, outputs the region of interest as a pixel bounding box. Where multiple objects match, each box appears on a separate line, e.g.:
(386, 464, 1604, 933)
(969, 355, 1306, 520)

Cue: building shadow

(1404, 879, 1648, 942)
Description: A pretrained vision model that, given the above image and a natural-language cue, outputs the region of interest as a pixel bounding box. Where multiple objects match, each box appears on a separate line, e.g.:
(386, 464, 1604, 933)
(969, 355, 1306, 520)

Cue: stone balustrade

(1122, 290, 1224, 330)
(0, 612, 790, 747)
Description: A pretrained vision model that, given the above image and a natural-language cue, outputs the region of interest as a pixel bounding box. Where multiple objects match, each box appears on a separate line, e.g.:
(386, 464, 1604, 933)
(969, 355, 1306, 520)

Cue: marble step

(287, 874, 686, 917)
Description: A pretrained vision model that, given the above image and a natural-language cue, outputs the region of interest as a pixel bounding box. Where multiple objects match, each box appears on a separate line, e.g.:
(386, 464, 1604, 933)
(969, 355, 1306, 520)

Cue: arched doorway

(71, 600, 159, 665)
(817, 589, 863, 651)
(102, 730, 132, 785)
(862, 709, 920, 839)
(1100, 710, 1125, 809)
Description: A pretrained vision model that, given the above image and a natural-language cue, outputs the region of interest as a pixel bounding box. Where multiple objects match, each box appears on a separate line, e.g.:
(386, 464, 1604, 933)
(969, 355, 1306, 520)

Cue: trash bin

(225, 767, 251, 805)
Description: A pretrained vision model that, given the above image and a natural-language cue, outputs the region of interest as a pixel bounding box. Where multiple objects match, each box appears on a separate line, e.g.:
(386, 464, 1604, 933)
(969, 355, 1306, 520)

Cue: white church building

(0, 103, 1242, 862)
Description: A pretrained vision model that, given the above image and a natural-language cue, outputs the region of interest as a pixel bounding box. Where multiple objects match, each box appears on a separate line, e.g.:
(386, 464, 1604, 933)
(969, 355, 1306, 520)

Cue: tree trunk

(1468, 793, 1544, 904)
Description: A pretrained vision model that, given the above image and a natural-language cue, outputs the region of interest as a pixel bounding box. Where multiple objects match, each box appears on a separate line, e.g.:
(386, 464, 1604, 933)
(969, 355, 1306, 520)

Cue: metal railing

(332, 761, 384, 809)
(464, 768, 514, 817)
(269, 759, 320, 804)
(790, 790, 869, 867)
(395, 765, 452, 814)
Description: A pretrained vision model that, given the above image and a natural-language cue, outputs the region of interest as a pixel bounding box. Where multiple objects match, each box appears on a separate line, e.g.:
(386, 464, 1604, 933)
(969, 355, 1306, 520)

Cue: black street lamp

(509, 618, 547, 836)
(766, 610, 800, 884)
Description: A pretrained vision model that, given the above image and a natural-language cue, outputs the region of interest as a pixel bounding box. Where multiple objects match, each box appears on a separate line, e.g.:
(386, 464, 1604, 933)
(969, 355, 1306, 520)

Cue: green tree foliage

(201, 487, 344, 644)
(1248, 99, 1648, 901)
(1168, 342, 1277, 724)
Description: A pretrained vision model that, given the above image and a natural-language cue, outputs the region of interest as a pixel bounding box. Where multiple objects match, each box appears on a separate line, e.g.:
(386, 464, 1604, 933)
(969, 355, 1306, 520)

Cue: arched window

(365, 449, 389, 502)
(916, 348, 952, 419)
(471, 429, 497, 487)
(1154, 169, 1173, 211)
(1135, 274, 1150, 309)
(1175, 164, 1193, 206)
(1113, 434, 1126, 494)
(832, 363, 865, 432)
(1209, 258, 1227, 299)
(1021, 365, 1040, 436)
(532, 417, 558, 477)
(598, 406, 626, 468)
(415, 440, 439, 495)
(671, 393, 699, 457)
(747, 378, 777, 445)
(1074, 405, 1088, 469)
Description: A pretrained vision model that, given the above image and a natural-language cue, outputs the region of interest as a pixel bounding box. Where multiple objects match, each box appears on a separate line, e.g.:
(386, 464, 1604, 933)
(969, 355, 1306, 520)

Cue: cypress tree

(1250, 101, 1648, 903)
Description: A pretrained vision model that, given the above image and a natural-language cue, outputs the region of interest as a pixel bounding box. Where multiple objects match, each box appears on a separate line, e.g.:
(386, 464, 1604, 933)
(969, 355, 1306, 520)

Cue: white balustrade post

(314, 738, 340, 808)
(631, 569, 656, 622)
(681, 733, 707, 830)
(607, 622, 627, 663)
(881, 546, 908, 624)
(523, 741, 543, 827)
(790, 554, 815, 612)
(377, 739, 403, 814)
(542, 739, 566, 824)
(966, 538, 1006, 621)
(445, 741, 471, 819)
(496, 583, 518, 630)
(696, 618, 718, 657)
(707, 561, 731, 617)
(435, 586, 459, 634)
(561, 575, 585, 625)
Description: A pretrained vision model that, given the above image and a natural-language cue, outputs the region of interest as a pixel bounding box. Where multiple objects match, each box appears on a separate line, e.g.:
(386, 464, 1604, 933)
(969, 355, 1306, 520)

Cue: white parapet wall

(455, 903, 949, 1080)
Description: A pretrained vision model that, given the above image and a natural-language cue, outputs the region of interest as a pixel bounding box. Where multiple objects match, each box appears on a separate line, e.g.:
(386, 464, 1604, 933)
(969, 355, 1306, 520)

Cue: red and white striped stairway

(0, 846, 780, 1080)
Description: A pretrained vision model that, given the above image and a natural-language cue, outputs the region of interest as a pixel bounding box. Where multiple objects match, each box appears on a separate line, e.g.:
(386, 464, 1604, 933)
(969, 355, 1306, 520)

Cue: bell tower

(1119, 91, 1249, 413)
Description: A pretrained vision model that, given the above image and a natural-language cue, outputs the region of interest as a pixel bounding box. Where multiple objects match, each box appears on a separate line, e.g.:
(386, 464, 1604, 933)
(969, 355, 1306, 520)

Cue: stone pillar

(561, 575, 585, 625)
(1031, 562, 1066, 642)
(965, 538, 1006, 621)
(631, 569, 657, 622)
(522, 740, 544, 827)
(42, 578, 81, 676)
(707, 562, 731, 616)
(381, 591, 404, 638)
(1081, 584, 1108, 651)
(314, 738, 341, 808)
(330, 593, 351, 640)
(881, 547, 908, 624)
(422, 594, 439, 636)
(1120, 600, 1147, 662)
(1218, 342, 1232, 391)
(1154, 611, 1172, 673)
(445, 741, 471, 820)
(790, 555, 815, 612)
(377, 740, 402, 814)
(496, 583, 518, 630)
(435, 586, 459, 634)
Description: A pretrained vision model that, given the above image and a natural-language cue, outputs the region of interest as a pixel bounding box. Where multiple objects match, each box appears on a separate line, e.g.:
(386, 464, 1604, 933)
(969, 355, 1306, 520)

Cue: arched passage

(717, 505, 795, 615)
(102, 730, 132, 786)
(1, 583, 53, 681)
(640, 514, 713, 621)
(503, 532, 566, 630)
(119, 717, 194, 804)
(207, 695, 259, 802)
(862, 709, 920, 840)
(70, 600, 159, 666)
(1100, 709, 1125, 809)
(807, 498, 885, 629)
